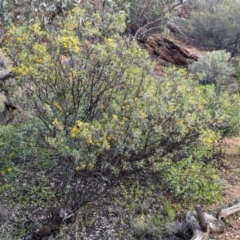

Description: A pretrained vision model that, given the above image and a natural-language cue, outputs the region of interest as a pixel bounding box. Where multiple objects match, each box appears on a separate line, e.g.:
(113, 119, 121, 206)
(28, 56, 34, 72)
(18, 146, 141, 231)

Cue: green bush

(161, 157, 222, 203)
(184, 0, 240, 56)
(188, 50, 235, 85)
(114, 0, 176, 38)
(0, 124, 21, 176)
(0, 116, 41, 177)
(5, 3, 240, 213)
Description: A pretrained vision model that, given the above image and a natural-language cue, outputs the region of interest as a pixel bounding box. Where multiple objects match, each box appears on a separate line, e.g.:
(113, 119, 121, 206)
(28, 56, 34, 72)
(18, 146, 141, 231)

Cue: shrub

(0, 116, 42, 177)
(160, 157, 222, 203)
(188, 50, 235, 85)
(130, 214, 161, 239)
(5, 3, 240, 215)
(114, 0, 176, 38)
(184, 0, 240, 56)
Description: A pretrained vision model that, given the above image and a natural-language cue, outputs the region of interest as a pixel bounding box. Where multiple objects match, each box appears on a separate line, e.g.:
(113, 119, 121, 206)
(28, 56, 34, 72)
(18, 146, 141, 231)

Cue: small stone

(0, 205, 10, 220)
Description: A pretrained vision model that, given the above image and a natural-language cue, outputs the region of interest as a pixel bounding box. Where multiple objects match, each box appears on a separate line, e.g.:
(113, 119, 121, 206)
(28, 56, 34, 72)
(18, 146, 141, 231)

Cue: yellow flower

(71, 126, 80, 137)
(73, 46, 80, 53)
(102, 139, 111, 150)
(53, 100, 63, 112)
(76, 164, 87, 170)
(56, 35, 81, 53)
(179, 68, 187, 74)
(87, 138, 93, 144)
(106, 38, 114, 44)
(52, 118, 63, 130)
(7, 167, 12, 172)
(16, 37, 23, 43)
(76, 120, 84, 127)
(212, 174, 218, 180)
(75, 166, 81, 171)
(81, 164, 86, 169)
(52, 118, 59, 126)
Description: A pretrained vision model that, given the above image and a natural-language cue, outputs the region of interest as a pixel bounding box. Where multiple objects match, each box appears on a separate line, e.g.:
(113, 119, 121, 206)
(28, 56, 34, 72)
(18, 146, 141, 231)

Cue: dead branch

(191, 229, 209, 240)
(134, 2, 184, 39)
(195, 206, 208, 232)
(218, 202, 240, 220)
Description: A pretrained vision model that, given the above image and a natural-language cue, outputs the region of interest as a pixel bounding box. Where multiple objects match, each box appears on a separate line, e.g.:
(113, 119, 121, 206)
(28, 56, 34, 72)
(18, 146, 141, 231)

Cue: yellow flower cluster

(211, 169, 218, 180)
(200, 129, 218, 145)
(97, 136, 111, 149)
(52, 118, 64, 131)
(178, 68, 187, 75)
(105, 38, 118, 48)
(1, 167, 12, 176)
(71, 120, 92, 139)
(71, 120, 112, 150)
(8, 25, 30, 44)
(75, 163, 94, 171)
(16, 37, 24, 43)
(56, 35, 81, 53)
(14, 65, 34, 76)
(106, 38, 114, 44)
(30, 23, 42, 35)
(32, 43, 49, 63)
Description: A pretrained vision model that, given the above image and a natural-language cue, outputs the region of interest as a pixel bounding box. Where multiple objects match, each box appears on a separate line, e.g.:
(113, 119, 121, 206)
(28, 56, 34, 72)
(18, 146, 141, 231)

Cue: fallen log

(144, 34, 197, 66)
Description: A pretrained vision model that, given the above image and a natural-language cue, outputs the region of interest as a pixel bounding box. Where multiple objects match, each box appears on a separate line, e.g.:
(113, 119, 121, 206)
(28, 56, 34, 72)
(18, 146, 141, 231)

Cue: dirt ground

(208, 138, 240, 240)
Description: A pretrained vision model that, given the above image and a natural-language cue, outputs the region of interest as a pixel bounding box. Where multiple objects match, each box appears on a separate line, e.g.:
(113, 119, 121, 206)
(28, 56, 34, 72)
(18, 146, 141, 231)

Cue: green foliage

(116, 181, 156, 215)
(117, 182, 145, 211)
(235, 62, 240, 91)
(184, 0, 240, 56)
(0, 0, 178, 40)
(163, 201, 176, 221)
(0, 116, 40, 176)
(113, 0, 176, 38)
(188, 50, 235, 85)
(0, 125, 19, 175)
(4, 2, 240, 212)
(159, 157, 222, 203)
(0, 0, 80, 26)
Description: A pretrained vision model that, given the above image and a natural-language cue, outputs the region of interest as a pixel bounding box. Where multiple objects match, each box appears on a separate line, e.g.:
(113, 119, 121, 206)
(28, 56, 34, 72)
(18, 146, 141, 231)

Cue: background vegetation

(184, 0, 240, 57)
